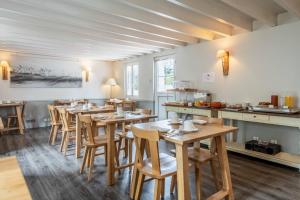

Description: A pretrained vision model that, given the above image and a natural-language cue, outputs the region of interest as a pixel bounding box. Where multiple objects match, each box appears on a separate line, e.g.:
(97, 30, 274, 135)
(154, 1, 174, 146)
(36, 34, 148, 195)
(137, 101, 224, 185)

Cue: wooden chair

(48, 105, 62, 145)
(0, 117, 4, 130)
(7, 102, 25, 129)
(57, 108, 76, 156)
(117, 109, 152, 170)
(170, 116, 222, 200)
(79, 114, 120, 181)
(131, 126, 177, 200)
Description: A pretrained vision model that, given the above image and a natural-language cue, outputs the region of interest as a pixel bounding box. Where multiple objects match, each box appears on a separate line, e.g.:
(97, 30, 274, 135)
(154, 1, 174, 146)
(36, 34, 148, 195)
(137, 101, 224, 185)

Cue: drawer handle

(253, 116, 256, 118)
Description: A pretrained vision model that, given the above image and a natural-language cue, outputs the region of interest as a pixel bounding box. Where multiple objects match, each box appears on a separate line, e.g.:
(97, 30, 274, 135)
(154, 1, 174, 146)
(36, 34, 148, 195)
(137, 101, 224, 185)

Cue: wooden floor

(0, 128, 300, 200)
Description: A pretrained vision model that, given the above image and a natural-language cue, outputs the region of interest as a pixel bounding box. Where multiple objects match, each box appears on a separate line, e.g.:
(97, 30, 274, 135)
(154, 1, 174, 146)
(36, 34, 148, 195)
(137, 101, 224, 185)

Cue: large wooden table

(0, 156, 32, 200)
(132, 120, 238, 200)
(0, 103, 25, 134)
(57, 106, 115, 158)
(91, 112, 157, 185)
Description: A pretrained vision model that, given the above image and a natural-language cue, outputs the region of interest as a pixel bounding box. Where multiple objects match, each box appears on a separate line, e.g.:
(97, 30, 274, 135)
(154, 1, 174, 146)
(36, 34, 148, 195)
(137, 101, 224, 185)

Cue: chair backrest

(57, 108, 72, 131)
(48, 105, 60, 124)
(193, 115, 223, 125)
(136, 108, 152, 115)
(78, 114, 95, 145)
(193, 115, 223, 153)
(131, 126, 161, 175)
(0, 117, 4, 130)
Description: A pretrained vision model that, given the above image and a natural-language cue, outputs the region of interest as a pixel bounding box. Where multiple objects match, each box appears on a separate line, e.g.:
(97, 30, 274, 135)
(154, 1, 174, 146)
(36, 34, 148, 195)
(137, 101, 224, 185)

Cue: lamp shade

(106, 78, 117, 86)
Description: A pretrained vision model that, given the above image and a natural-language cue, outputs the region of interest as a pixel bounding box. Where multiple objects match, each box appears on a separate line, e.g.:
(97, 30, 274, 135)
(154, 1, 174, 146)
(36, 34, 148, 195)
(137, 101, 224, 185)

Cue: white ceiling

(0, 0, 298, 61)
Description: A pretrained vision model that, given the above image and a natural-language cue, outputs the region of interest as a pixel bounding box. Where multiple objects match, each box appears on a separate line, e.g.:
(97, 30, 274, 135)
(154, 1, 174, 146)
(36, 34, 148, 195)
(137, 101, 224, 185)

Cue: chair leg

(124, 139, 128, 158)
(60, 131, 66, 152)
(80, 146, 89, 174)
(117, 137, 123, 159)
(51, 125, 59, 145)
(195, 164, 202, 200)
(87, 147, 92, 168)
(63, 132, 70, 156)
(161, 179, 165, 198)
(134, 172, 145, 200)
(170, 175, 177, 193)
(48, 125, 54, 144)
(114, 142, 121, 174)
(210, 159, 220, 190)
(88, 148, 96, 181)
(128, 139, 133, 171)
(104, 145, 108, 166)
(153, 179, 162, 200)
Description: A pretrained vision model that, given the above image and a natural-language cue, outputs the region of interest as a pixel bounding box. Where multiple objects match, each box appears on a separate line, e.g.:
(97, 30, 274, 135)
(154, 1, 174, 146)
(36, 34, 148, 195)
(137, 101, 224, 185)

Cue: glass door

(154, 55, 175, 120)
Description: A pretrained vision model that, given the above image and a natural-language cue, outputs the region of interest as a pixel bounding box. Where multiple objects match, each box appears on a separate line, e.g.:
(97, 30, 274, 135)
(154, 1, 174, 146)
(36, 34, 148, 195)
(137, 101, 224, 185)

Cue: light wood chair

(7, 102, 25, 130)
(131, 125, 177, 200)
(117, 109, 152, 170)
(48, 105, 62, 145)
(170, 116, 222, 200)
(57, 108, 76, 156)
(79, 114, 121, 181)
(0, 117, 4, 130)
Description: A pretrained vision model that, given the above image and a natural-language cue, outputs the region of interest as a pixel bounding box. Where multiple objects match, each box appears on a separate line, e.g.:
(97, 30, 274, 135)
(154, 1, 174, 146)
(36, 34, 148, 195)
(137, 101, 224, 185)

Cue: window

(155, 57, 175, 93)
(126, 63, 139, 96)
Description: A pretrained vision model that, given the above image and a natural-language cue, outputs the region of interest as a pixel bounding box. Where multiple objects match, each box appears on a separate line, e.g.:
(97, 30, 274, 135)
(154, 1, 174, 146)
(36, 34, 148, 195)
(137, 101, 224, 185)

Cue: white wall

(0, 53, 114, 101)
(115, 20, 300, 106)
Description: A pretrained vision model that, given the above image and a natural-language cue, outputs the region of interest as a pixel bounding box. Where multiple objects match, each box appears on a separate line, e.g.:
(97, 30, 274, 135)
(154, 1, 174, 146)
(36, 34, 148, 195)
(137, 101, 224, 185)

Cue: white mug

(82, 104, 88, 110)
(183, 120, 195, 131)
(88, 103, 93, 109)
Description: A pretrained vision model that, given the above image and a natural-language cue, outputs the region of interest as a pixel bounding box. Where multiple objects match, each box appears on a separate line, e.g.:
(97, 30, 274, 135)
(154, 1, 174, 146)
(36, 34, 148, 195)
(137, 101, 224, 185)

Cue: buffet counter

(163, 104, 300, 170)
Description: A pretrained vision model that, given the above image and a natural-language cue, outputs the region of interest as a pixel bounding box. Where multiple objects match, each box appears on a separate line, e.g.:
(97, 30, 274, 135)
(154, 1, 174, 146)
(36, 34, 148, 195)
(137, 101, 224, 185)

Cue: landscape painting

(10, 64, 82, 88)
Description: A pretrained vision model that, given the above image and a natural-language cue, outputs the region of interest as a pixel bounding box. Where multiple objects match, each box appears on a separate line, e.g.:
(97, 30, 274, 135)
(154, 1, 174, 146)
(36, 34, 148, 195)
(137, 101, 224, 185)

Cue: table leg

(215, 135, 234, 200)
(106, 123, 116, 186)
(16, 106, 24, 134)
(75, 115, 82, 158)
(175, 143, 191, 200)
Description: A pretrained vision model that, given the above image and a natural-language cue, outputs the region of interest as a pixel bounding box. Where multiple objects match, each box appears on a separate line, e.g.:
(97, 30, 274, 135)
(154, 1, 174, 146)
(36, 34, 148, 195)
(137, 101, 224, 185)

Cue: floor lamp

(106, 78, 117, 99)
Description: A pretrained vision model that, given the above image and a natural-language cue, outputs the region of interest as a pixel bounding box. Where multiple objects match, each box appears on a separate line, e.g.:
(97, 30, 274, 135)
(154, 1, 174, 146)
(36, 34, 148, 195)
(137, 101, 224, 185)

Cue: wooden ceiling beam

(221, 0, 278, 26)
(274, 0, 300, 17)
(168, 0, 253, 31)
(64, 0, 215, 40)
(121, 0, 233, 36)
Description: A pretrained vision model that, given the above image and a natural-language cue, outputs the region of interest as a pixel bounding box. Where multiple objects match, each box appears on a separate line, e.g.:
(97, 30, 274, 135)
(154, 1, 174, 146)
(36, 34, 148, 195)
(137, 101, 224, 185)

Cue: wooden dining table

(131, 120, 238, 200)
(55, 105, 115, 158)
(90, 112, 157, 186)
(0, 103, 25, 134)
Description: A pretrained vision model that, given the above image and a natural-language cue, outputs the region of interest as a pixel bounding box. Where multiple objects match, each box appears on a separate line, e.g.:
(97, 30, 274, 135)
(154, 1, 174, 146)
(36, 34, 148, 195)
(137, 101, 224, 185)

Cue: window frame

(125, 62, 139, 97)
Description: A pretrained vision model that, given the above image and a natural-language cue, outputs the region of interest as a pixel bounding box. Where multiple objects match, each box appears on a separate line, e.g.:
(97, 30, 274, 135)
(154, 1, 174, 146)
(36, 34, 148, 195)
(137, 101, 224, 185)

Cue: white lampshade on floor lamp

(106, 78, 117, 99)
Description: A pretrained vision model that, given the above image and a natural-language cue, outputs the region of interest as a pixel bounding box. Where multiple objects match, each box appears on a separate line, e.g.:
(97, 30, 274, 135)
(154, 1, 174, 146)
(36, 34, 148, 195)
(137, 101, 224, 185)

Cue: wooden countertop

(0, 156, 32, 200)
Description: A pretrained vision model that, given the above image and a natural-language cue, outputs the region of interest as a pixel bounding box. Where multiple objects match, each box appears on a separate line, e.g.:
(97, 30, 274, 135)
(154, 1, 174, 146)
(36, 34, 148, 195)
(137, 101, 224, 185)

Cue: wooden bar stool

(48, 105, 62, 145)
(131, 126, 177, 200)
(57, 108, 76, 155)
(79, 114, 120, 181)
(170, 116, 222, 200)
(7, 102, 25, 130)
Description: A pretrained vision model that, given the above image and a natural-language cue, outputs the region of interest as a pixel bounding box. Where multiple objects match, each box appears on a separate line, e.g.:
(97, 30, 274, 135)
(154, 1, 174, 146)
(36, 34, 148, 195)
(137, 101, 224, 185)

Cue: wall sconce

(84, 70, 90, 82)
(217, 50, 230, 76)
(1, 61, 9, 80)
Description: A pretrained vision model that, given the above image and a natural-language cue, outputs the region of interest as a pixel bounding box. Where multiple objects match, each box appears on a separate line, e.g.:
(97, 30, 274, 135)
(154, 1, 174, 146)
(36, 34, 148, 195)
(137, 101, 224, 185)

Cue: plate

(180, 127, 199, 133)
(192, 119, 207, 125)
(168, 120, 182, 125)
(151, 126, 170, 133)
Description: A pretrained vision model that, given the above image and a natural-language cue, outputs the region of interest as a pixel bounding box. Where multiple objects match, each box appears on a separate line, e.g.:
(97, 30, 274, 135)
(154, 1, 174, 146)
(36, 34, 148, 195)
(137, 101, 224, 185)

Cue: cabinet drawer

(177, 107, 193, 114)
(269, 116, 300, 127)
(220, 111, 243, 120)
(165, 106, 178, 112)
(243, 113, 269, 122)
(193, 109, 211, 117)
